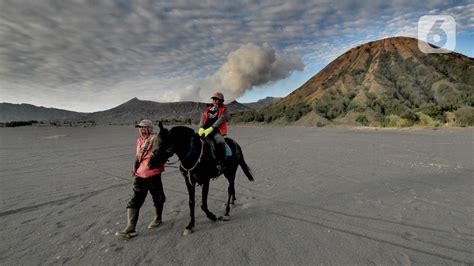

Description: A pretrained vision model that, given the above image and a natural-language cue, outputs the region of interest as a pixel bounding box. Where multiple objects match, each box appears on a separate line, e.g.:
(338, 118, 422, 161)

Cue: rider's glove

(198, 128, 205, 136)
(204, 127, 214, 137)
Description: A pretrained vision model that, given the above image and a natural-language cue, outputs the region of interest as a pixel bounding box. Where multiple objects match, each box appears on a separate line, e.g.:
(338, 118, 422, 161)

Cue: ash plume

(196, 43, 304, 102)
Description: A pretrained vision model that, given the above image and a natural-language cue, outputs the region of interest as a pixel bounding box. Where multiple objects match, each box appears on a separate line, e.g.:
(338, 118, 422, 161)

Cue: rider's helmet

(211, 92, 224, 102)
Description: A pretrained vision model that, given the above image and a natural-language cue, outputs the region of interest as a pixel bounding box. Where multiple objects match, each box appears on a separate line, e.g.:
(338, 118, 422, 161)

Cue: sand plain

(0, 125, 472, 265)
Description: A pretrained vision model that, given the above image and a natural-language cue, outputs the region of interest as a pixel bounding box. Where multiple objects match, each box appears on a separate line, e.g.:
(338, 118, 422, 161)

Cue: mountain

(84, 98, 203, 124)
(0, 97, 255, 124)
(232, 36, 474, 126)
(0, 103, 84, 122)
(242, 97, 281, 109)
(83, 98, 252, 124)
(227, 100, 253, 112)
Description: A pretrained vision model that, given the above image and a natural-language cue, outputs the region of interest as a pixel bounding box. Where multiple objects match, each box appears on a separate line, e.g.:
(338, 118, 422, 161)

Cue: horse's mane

(169, 126, 202, 159)
(169, 126, 195, 140)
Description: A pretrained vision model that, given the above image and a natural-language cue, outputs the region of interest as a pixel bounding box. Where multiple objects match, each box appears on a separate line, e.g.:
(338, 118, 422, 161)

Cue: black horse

(157, 123, 254, 235)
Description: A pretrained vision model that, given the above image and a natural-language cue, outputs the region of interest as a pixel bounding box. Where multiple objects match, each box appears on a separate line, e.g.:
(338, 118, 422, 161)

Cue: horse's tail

(235, 142, 254, 182)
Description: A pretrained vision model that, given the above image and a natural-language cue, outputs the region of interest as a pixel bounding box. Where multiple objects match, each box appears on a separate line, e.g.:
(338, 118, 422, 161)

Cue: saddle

(206, 138, 232, 159)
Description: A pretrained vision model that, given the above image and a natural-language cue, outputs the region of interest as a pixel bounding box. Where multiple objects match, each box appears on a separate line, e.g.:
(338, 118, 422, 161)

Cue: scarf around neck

(137, 133, 157, 163)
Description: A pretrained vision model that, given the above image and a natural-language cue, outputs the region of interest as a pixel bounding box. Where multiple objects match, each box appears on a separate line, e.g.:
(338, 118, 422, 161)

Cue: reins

(179, 138, 205, 186)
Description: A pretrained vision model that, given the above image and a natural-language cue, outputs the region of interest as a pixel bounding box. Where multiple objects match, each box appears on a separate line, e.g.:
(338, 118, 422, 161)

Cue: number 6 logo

(418, 15, 456, 54)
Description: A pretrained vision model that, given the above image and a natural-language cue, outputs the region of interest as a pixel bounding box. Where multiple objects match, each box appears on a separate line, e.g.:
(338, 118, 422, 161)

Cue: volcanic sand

(0, 125, 472, 264)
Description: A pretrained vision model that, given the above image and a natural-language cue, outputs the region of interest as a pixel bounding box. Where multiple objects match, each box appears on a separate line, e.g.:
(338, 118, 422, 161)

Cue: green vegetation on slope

(231, 37, 474, 127)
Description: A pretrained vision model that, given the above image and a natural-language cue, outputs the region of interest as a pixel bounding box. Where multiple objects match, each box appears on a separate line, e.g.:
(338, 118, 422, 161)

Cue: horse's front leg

(183, 181, 195, 236)
(201, 180, 218, 221)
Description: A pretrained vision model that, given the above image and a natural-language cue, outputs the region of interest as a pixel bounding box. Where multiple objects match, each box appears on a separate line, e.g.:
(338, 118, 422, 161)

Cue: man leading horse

(115, 120, 168, 238)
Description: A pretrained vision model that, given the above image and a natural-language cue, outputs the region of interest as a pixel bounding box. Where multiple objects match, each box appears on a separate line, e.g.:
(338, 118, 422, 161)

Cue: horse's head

(168, 125, 197, 159)
(153, 121, 175, 164)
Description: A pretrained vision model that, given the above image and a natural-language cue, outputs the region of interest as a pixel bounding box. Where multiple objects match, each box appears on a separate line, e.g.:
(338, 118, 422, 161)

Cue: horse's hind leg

(229, 173, 237, 205)
(201, 181, 218, 222)
(223, 172, 236, 220)
(231, 191, 237, 205)
(223, 179, 234, 220)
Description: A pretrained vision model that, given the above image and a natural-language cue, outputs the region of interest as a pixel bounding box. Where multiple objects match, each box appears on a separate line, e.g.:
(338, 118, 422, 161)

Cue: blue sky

(0, 0, 472, 112)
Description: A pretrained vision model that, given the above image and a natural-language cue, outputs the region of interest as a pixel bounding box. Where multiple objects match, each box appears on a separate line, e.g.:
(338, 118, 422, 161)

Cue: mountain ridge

(232, 36, 474, 126)
(0, 102, 85, 122)
(0, 97, 273, 123)
(241, 97, 281, 109)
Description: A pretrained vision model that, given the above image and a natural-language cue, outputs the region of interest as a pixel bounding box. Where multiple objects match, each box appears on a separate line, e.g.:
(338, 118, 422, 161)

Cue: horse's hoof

(207, 214, 217, 222)
(183, 229, 193, 236)
(222, 215, 230, 221)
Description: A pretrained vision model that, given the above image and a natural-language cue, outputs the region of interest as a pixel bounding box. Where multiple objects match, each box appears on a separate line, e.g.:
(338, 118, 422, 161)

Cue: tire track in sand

(0, 182, 128, 217)
(267, 210, 472, 264)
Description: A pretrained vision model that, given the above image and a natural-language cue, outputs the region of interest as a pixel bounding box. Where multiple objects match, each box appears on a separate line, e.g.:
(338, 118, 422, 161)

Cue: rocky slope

(233, 37, 474, 126)
(242, 97, 281, 109)
(0, 103, 83, 122)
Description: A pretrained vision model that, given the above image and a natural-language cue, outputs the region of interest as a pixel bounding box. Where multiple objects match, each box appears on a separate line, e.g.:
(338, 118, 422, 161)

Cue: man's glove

(198, 128, 205, 136)
(204, 127, 214, 137)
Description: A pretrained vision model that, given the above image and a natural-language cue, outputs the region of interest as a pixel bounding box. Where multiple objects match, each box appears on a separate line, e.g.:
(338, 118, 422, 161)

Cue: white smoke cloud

(160, 85, 201, 102)
(196, 43, 304, 102)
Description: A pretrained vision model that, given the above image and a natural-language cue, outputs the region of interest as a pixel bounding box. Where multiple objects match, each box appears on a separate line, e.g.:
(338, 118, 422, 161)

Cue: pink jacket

(134, 135, 165, 178)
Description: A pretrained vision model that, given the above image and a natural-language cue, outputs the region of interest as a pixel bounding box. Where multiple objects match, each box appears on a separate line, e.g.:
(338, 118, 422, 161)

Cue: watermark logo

(418, 15, 456, 53)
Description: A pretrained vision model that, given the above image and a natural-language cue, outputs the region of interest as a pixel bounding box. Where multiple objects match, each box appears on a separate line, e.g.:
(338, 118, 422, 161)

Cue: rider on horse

(198, 92, 229, 174)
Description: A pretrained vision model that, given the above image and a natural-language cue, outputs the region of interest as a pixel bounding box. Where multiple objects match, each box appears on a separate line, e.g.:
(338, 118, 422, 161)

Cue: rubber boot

(148, 205, 163, 229)
(115, 208, 139, 238)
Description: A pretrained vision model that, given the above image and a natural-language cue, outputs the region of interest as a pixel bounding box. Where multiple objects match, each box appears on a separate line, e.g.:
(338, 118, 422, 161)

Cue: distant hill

(232, 37, 474, 127)
(0, 98, 253, 124)
(83, 98, 252, 124)
(0, 103, 84, 122)
(242, 97, 281, 109)
(227, 100, 253, 112)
